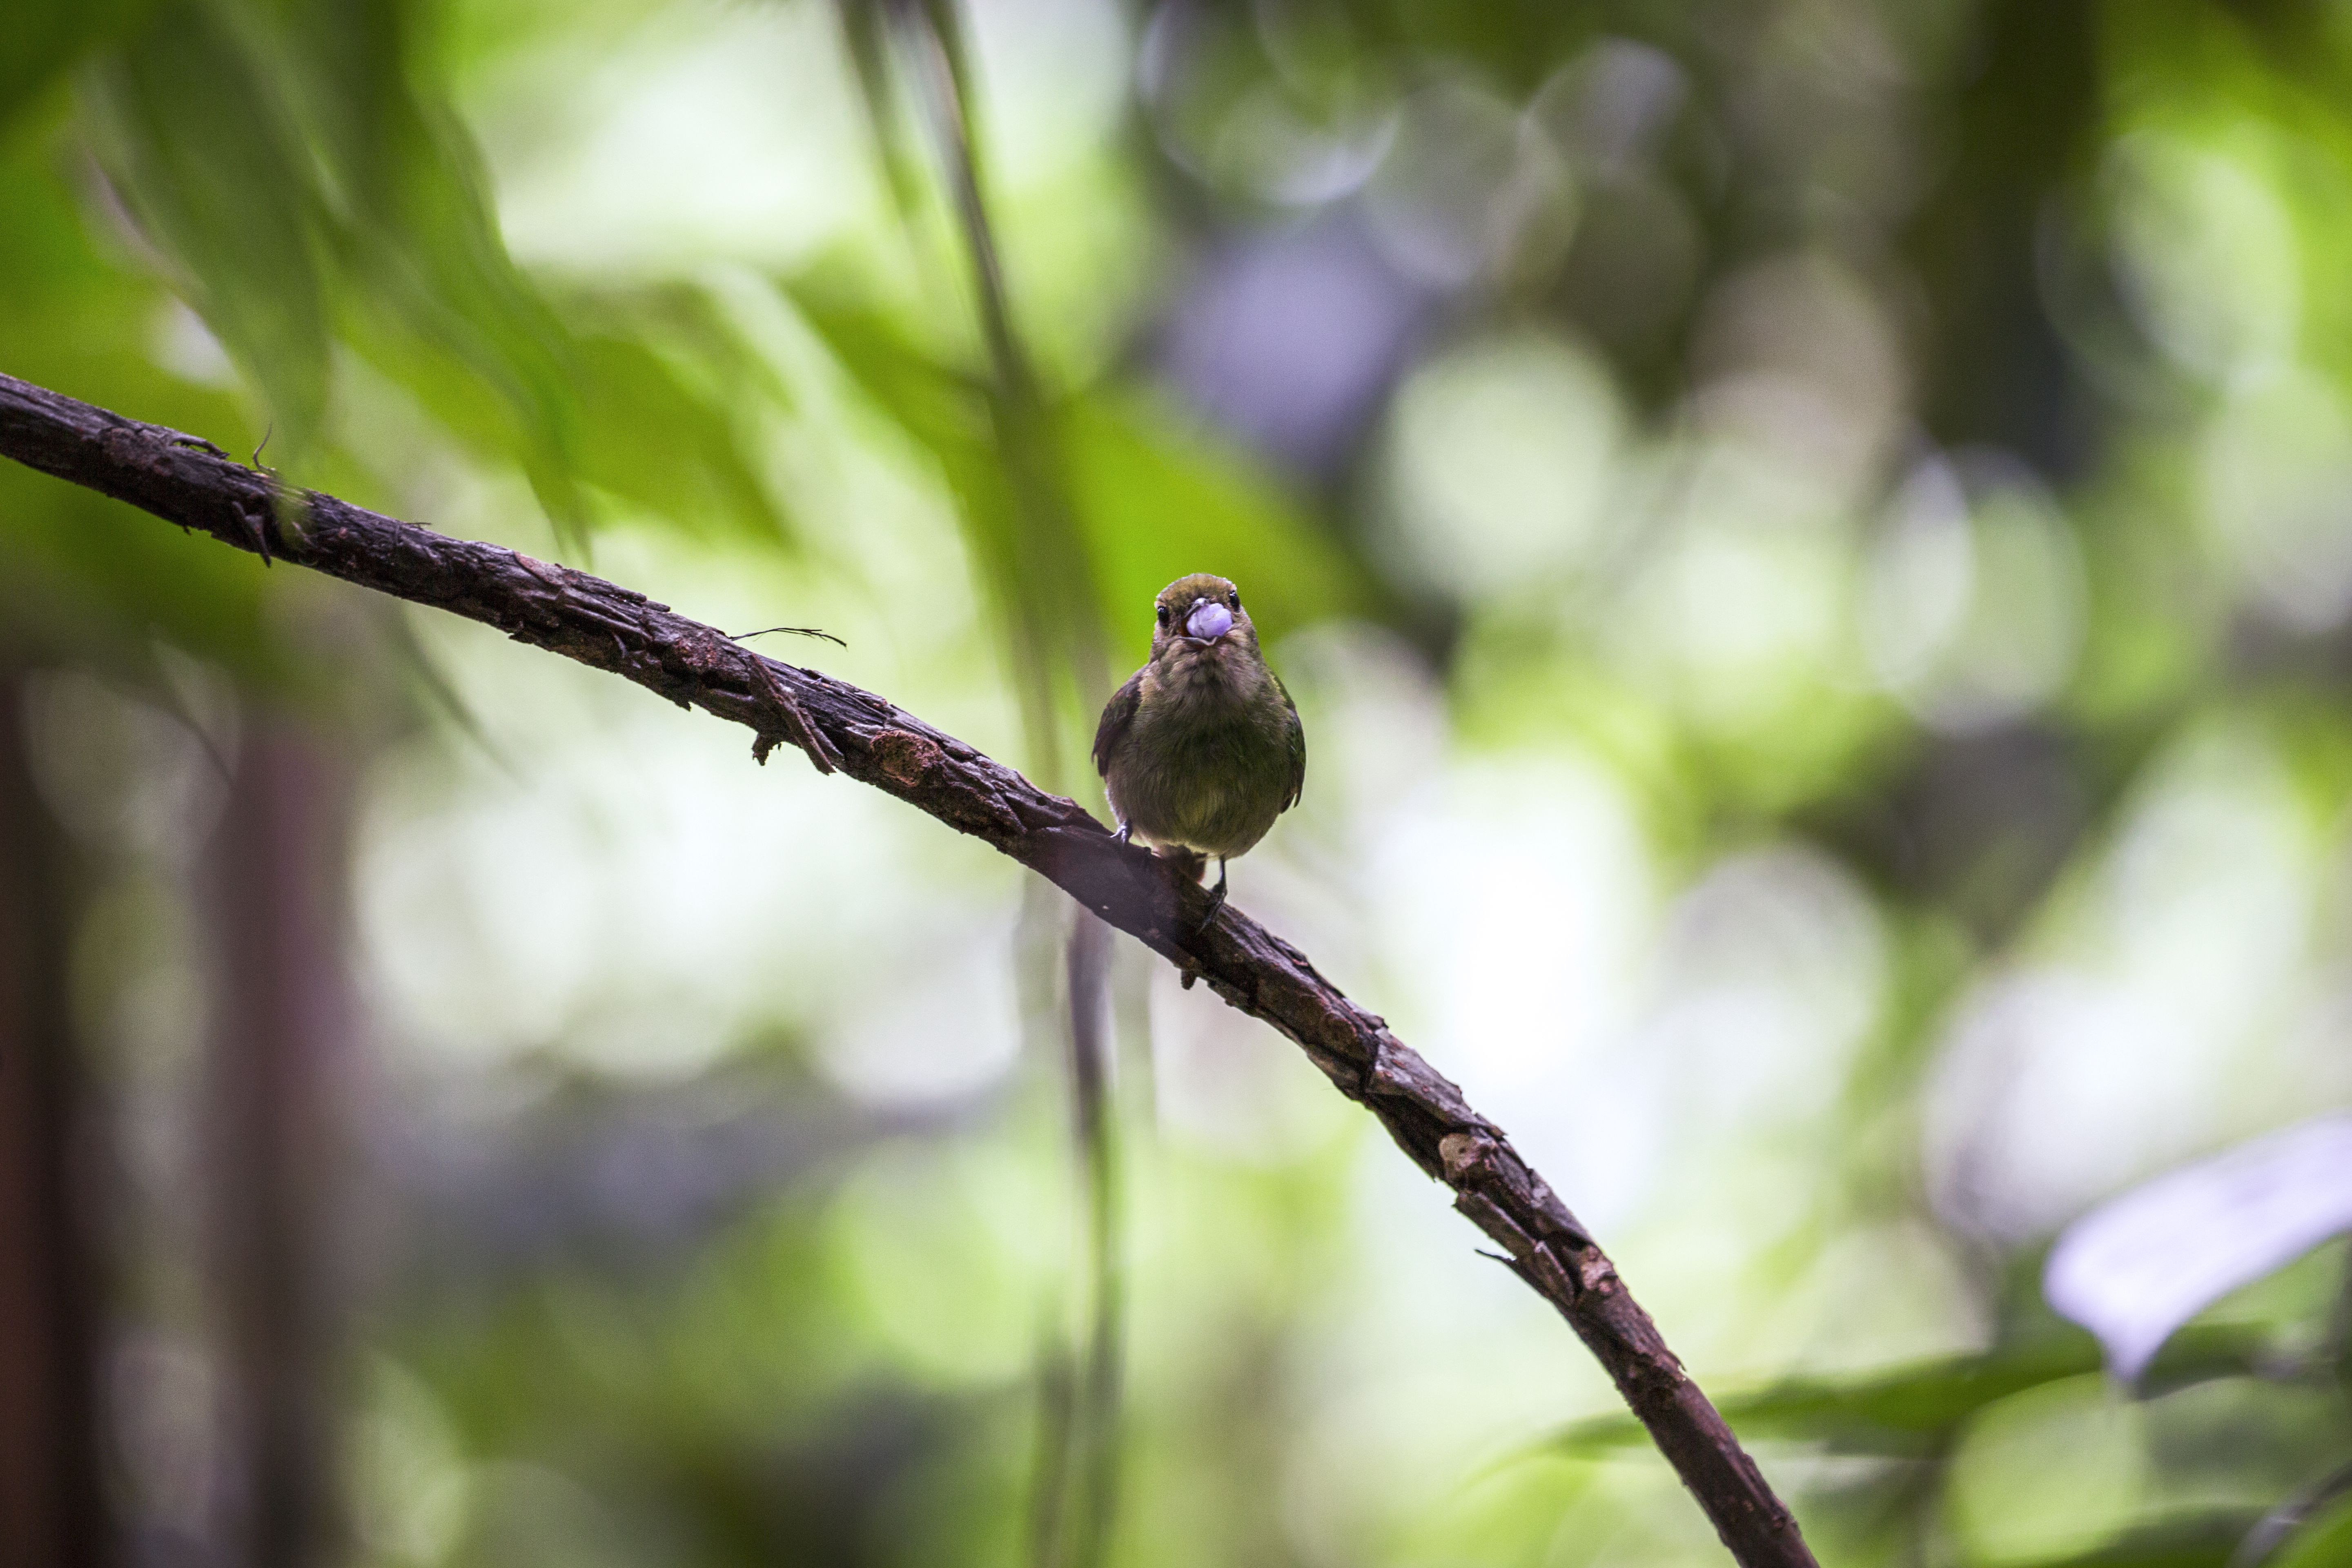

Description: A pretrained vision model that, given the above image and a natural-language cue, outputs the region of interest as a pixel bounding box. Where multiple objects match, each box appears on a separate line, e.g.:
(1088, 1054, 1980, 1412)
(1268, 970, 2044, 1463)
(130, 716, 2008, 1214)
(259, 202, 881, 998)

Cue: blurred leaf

(819, 0, 1116, 782)
(832, 0, 924, 238)
(0, 93, 296, 684)
(285, 0, 590, 544)
(1543, 1323, 2276, 1458)
(341, 129, 589, 542)
(782, 277, 1059, 740)
(570, 334, 779, 543)
(2273, 1492, 2352, 1568)
(2047, 1118, 2352, 1381)
(2218, 1459, 2352, 1568)
(1998, 1516, 2254, 1568)
(560, 285, 795, 544)
(77, 0, 609, 544)
(1062, 392, 1363, 661)
(0, 0, 151, 134)
(89, 0, 820, 558)
(83, 0, 334, 453)
(787, 276, 1369, 727)
(0, 125, 216, 412)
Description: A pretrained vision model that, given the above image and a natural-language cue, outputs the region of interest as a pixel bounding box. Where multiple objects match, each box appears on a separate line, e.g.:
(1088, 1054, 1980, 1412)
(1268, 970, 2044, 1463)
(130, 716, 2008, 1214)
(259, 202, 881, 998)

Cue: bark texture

(0, 370, 1816, 1567)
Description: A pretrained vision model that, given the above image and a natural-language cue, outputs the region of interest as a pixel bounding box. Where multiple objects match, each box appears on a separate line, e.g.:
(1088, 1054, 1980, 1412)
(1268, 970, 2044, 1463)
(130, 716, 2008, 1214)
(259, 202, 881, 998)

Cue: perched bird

(1093, 573, 1305, 919)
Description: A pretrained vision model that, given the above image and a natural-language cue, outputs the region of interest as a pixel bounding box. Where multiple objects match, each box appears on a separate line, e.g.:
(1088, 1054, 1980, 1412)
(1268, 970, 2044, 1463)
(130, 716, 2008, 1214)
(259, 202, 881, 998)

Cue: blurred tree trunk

(1908, 0, 2101, 478)
(202, 715, 354, 1568)
(0, 669, 114, 1568)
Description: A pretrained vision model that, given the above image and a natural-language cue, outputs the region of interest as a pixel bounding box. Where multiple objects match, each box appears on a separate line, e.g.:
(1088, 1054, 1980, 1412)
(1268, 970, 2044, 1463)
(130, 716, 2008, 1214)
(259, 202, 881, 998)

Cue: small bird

(1093, 573, 1305, 920)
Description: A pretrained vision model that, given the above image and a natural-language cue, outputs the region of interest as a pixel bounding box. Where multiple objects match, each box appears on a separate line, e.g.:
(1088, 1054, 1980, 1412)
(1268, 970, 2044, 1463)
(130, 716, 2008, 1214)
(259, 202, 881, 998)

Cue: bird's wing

(1093, 668, 1143, 778)
(1278, 673, 1305, 811)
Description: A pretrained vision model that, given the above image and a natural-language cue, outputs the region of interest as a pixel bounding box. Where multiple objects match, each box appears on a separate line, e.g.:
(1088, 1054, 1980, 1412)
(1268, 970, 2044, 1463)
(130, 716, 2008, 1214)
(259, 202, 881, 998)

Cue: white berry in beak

(1187, 600, 1234, 641)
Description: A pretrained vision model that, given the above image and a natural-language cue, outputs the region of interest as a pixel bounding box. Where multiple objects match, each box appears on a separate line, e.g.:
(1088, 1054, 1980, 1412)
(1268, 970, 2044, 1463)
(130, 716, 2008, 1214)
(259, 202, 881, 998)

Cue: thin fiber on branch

(0, 370, 1817, 1568)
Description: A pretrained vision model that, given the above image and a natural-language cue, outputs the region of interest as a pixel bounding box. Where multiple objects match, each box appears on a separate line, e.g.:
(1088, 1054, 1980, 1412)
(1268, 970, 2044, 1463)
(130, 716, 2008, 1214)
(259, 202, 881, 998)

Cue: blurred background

(11, 0, 2352, 1564)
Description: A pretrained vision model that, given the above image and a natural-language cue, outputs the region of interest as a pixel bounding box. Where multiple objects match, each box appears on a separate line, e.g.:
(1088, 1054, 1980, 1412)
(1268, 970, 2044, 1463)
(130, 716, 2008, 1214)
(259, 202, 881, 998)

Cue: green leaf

(83, 0, 333, 454)
(568, 308, 791, 545)
(0, 0, 153, 136)
(286, 0, 590, 546)
(1062, 392, 1363, 662)
(782, 279, 1064, 741)
(1998, 1516, 2255, 1568)
(1543, 1323, 2275, 1457)
(831, 0, 924, 236)
(79, 0, 612, 546)
(2274, 1493, 2352, 1568)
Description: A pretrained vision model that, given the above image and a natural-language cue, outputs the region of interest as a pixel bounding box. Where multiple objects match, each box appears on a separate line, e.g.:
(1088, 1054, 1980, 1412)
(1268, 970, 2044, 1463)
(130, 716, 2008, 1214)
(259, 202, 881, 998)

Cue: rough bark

(0, 370, 1817, 1567)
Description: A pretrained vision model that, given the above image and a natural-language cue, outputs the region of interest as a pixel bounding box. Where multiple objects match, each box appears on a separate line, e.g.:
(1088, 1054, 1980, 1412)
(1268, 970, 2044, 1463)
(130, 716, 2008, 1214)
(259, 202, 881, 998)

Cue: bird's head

(1149, 573, 1259, 667)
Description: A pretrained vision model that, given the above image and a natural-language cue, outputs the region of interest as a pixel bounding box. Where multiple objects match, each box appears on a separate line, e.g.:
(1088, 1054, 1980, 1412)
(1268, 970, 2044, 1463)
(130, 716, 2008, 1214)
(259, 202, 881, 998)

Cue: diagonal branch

(0, 370, 1818, 1567)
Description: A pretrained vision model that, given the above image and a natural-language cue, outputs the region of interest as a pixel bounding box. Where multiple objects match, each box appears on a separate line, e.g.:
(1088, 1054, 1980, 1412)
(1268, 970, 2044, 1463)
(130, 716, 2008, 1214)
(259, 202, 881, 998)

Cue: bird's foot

(1114, 821, 1131, 845)
(1194, 859, 1229, 934)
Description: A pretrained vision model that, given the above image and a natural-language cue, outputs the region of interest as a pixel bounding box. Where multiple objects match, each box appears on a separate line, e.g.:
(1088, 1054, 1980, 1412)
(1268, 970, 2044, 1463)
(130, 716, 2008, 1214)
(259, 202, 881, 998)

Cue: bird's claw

(1194, 858, 1229, 934)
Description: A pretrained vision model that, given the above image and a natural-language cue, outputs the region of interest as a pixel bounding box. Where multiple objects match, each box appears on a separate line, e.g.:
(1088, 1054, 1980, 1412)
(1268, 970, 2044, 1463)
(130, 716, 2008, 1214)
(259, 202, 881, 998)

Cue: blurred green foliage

(20, 0, 2352, 1566)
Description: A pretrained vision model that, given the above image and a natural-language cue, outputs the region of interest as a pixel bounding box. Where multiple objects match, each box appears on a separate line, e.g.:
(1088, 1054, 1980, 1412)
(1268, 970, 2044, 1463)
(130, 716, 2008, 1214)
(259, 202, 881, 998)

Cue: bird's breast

(1109, 659, 1290, 859)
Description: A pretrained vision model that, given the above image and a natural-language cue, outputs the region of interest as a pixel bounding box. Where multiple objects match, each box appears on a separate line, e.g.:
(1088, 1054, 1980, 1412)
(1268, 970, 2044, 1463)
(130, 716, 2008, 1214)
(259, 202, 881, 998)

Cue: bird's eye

(1229, 591, 1241, 610)
(1156, 604, 1170, 626)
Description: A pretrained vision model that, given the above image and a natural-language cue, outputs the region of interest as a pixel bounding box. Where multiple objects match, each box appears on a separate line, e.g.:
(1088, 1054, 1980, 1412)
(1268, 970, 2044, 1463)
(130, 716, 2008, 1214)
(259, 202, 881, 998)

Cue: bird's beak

(1184, 600, 1234, 644)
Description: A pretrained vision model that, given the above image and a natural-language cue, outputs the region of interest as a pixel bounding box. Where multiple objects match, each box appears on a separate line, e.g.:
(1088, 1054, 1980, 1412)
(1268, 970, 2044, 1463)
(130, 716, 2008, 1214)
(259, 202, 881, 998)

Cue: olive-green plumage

(1094, 573, 1303, 908)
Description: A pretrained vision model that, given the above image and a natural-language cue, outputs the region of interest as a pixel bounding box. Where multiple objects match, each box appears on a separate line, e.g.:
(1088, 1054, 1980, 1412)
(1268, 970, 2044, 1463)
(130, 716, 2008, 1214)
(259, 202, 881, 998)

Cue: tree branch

(0, 370, 1817, 1567)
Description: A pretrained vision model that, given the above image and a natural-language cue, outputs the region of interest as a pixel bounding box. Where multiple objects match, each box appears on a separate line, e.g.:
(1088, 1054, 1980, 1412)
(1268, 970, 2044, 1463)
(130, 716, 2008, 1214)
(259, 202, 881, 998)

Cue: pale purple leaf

(2044, 1116, 2352, 1380)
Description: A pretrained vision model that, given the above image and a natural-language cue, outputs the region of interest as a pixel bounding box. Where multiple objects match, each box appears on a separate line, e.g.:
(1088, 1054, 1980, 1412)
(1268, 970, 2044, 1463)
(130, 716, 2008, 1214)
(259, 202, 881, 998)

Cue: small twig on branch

(731, 625, 847, 648)
(0, 370, 1817, 1568)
